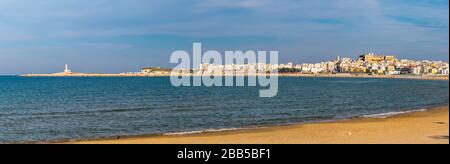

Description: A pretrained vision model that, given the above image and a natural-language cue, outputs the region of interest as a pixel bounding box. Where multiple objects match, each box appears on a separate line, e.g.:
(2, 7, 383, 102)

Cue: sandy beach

(66, 106, 449, 144)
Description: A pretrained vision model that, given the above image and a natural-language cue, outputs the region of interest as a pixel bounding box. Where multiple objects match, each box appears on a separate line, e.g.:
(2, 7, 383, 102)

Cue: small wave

(163, 128, 245, 136)
(360, 109, 427, 118)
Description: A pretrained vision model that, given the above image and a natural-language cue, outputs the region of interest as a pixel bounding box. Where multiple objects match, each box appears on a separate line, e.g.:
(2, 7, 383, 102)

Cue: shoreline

(19, 73, 450, 81)
(61, 106, 449, 144)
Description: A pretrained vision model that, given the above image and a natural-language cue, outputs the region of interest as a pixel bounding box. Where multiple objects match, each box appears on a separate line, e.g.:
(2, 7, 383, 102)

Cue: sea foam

(360, 109, 427, 119)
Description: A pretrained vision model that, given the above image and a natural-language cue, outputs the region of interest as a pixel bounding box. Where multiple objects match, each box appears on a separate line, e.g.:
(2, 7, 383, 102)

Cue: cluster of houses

(290, 53, 449, 76)
(142, 53, 449, 76)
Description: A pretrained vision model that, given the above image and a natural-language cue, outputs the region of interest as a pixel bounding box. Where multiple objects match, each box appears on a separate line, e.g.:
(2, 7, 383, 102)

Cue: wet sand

(65, 106, 449, 144)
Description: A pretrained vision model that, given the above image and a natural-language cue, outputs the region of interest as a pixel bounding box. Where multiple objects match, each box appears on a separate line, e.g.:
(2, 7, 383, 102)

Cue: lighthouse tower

(64, 64, 71, 73)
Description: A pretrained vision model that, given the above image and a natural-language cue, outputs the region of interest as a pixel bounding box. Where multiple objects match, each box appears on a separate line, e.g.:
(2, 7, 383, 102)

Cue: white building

(64, 64, 71, 73)
(411, 66, 423, 75)
(440, 68, 449, 75)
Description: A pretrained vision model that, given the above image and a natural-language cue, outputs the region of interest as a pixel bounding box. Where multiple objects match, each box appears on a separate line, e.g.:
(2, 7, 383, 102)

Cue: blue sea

(0, 76, 448, 143)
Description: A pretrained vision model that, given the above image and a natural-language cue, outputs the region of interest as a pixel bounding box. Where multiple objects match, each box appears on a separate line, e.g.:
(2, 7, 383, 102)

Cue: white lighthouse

(64, 64, 71, 73)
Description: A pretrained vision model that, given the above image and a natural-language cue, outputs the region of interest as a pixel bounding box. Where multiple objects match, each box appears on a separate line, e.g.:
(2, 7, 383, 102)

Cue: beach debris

(434, 122, 447, 125)
(347, 132, 352, 136)
(429, 135, 449, 140)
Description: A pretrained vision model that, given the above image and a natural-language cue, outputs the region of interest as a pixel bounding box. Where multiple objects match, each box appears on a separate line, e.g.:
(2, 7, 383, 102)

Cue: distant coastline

(20, 72, 449, 81)
(19, 52, 450, 81)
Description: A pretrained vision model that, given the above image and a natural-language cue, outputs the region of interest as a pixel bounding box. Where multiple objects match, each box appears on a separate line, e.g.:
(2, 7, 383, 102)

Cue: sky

(0, 0, 448, 74)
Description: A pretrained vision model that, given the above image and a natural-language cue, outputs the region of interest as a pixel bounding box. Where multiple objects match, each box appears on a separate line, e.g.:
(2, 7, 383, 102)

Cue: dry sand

(66, 106, 449, 144)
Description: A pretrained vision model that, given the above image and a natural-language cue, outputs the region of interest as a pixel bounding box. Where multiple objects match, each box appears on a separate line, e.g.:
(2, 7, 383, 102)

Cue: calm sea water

(0, 76, 448, 143)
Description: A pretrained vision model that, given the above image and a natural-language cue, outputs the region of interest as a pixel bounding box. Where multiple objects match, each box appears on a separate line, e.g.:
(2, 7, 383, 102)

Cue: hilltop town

(282, 53, 449, 76)
(169, 53, 448, 77)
